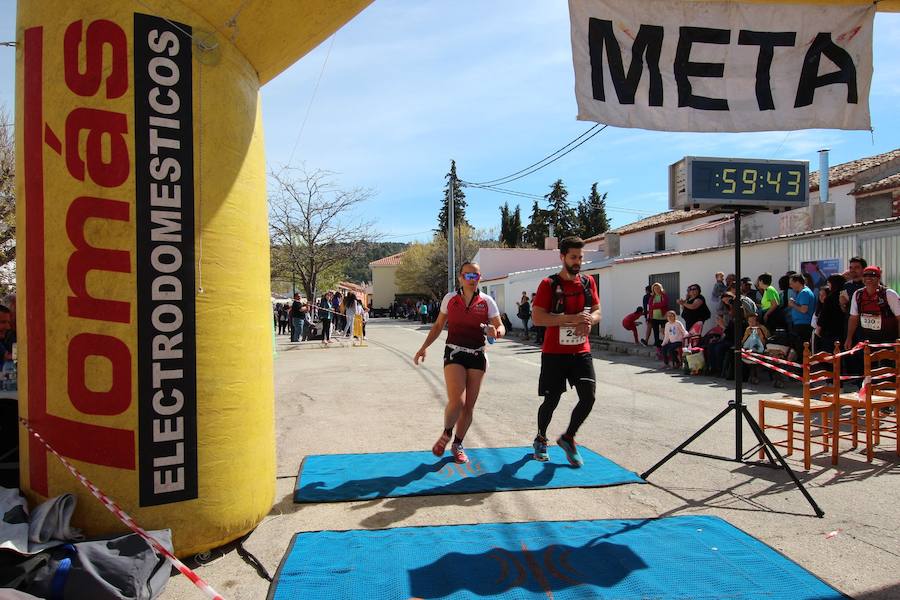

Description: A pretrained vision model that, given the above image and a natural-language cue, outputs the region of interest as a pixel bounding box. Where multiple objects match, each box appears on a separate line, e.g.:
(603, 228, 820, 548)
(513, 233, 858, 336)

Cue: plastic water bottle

(1, 359, 15, 392)
(481, 324, 495, 344)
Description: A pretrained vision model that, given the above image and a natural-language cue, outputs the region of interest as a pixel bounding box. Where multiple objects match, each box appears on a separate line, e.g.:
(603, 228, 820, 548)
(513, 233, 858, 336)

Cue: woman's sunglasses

(463, 272, 481, 281)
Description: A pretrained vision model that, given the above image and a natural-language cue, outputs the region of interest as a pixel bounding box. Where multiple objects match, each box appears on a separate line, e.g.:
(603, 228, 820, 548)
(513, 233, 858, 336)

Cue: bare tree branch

(268, 167, 378, 299)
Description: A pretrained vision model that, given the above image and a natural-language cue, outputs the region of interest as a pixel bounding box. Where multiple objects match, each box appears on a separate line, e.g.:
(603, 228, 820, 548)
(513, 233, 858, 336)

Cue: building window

(655, 231, 666, 251)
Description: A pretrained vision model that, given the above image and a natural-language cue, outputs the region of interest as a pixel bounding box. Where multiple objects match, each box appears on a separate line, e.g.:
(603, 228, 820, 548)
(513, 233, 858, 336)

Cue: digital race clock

(669, 156, 809, 213)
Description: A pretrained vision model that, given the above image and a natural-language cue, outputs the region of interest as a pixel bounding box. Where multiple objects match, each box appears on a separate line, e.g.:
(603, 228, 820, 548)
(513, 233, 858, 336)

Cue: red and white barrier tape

(741, 351, 801, 369)
(740, 352, 803, 380)
(18, 418, 226, 600)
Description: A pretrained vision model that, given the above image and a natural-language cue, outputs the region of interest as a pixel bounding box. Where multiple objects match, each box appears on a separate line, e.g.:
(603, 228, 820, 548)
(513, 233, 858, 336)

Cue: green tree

(396, 226, 491, 298)
(511, 205, 524, 247)
(435, 159, 468, 235)
(523, 200, 549, 248)
(341, 241, 409, 284)
(544, 179, 576, 238)
(499, 202, 510, 245)
(576, 183, 610, 238)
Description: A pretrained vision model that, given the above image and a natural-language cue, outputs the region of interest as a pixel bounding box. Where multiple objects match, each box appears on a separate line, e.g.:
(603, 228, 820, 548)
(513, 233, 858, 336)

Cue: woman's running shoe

(532, 436, 549, 461)
(432, 432, 451, 456)
(557, 436, 584, 467)
(451, 443, 469, 464)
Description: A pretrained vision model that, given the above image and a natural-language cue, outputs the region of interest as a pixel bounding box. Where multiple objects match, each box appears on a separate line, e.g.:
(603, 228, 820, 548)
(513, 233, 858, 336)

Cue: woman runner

(413, 262, 505, 463)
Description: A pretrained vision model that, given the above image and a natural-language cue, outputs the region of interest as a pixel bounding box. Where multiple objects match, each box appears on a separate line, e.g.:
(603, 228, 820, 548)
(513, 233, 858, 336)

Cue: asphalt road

(163, 318, 900, 599)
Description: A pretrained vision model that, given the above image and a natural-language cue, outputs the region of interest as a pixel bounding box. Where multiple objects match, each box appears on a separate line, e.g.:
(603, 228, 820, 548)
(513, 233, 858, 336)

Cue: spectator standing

(640, 285, 653, 346)
(678, 284, 710, 333)
(840, 256, 867, 313)
(814, 274, 846, 353)
(741, 277, 761, 305)
(318, 292, 333, 344)
(645, 282, 669, 347)
(787, 274, 816, 345)
(756, 273, 782, 328)
(517, 291, 532, 340)
(710, 272, 726, 319)
(277, 304, 289, 335)
(289, 293, 305, 342)
(419, 301, 429, 325)
(846, 265, 900, 346)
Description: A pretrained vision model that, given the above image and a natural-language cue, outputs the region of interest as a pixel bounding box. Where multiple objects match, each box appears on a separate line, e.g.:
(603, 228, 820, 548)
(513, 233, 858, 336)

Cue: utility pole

(447, 168, 456, 294)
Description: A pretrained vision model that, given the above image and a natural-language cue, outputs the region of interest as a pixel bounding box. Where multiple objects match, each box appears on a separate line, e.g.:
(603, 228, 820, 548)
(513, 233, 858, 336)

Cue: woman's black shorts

(443, 346, 487, 371)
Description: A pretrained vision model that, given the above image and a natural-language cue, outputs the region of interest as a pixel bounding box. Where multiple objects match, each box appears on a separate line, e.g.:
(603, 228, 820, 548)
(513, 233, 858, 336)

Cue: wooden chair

(758, 342, 840, 470)
(834, 342, 899, 462)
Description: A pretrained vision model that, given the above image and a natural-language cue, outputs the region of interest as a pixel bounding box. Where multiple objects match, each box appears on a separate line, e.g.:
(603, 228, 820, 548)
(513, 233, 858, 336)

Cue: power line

(464, 181, 654, 216)
(287, 33, 337, 166)
(467, 124, 608, 187)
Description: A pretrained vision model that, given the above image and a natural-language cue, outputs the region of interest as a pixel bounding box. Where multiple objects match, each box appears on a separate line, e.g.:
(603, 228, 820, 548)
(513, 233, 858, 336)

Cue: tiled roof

(853, 172, 900, 196)
(608, 216, 900, 265)
(676, 216, 733, 234)
(584, 233, 606, 243)
(810, 148, 900, 191)
(610, 209, 713, 235)
(369, 251, 405, 267)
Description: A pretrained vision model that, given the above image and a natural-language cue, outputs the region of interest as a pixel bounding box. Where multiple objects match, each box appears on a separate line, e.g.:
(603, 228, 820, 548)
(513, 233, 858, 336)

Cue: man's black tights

(537, 381, 596, 439)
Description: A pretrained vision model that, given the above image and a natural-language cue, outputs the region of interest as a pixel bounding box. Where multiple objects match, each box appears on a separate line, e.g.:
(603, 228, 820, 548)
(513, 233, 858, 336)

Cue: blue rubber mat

(269, 515, 847, 600)
(293, 446, 643, 502)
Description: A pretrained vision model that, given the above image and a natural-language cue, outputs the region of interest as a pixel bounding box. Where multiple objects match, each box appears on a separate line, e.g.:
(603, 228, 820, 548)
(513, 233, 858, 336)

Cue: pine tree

(576, 182, 610, 238)
(523, 200, 549, 248)
(544, 179, 577, 238)
(499, 202, 511, 245)
(435, 159, 468, 235)
(511, 205, 524, 247)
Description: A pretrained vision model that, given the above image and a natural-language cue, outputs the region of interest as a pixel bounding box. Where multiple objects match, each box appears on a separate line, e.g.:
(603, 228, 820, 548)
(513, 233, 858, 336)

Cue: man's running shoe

(532, 436, 549, 462)
(557, 436, 584, 468)
(432, 432, 451, 456)
(451, 443, 469, 464)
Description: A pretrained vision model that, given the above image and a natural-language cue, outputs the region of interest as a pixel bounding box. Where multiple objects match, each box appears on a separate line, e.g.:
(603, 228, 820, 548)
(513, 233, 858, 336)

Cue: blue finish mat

(293, 446, 643, 503)
(269, 515, 847, 600)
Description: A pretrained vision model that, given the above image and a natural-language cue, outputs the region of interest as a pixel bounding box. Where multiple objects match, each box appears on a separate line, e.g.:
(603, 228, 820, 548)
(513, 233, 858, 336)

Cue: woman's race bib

(559, 326, 586, 345)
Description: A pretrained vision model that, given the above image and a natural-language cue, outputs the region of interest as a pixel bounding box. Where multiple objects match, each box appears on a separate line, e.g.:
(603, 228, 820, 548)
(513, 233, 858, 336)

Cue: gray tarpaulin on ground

(0, 487, 172, 599)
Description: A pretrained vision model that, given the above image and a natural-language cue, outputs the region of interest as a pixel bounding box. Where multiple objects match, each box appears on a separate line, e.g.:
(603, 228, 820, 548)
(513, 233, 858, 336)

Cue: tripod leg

(642, 405, 734, 479)
(741, 406, 825, 517)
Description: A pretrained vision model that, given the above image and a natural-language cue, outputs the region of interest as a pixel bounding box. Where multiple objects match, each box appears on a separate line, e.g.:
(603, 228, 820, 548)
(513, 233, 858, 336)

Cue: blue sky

(2, 1, 899, 242)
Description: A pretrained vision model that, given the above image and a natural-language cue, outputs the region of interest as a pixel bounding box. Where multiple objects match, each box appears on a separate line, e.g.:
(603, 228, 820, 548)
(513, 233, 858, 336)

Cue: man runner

(414, 262, 505, 463)
(530, 237, 601, 467)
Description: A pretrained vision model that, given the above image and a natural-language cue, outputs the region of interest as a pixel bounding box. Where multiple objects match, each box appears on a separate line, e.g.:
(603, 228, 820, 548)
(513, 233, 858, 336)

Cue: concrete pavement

(163, 318, 900, 599)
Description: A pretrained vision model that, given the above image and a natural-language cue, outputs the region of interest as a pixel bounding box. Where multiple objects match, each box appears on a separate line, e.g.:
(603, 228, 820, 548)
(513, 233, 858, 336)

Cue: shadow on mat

(408, 538, 646, 597)
(296, 453, 577, 502)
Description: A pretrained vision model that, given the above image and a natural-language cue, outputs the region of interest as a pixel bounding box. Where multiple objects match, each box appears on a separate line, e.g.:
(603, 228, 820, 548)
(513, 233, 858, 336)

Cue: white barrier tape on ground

(18, 418, 226, 600)
(740, 352, 803, 380)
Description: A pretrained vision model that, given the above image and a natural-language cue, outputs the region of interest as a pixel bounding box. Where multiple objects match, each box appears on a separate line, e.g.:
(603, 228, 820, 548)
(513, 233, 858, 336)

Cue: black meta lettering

(588, 18, 663, 106)
(738, 30, 796, 110)
(674, 26, 730, 111)
(795, 32, 858, 108)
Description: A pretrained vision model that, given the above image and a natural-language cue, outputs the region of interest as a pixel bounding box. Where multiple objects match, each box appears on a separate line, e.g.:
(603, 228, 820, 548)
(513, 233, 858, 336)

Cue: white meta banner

(568, 0, 874, 132)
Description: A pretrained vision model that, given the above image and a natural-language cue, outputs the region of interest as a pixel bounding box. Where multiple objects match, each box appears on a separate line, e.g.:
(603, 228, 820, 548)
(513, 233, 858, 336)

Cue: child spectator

(621, 307, 644, 344)
(660, 310, 688, 369)
(742, 313, 770, 384)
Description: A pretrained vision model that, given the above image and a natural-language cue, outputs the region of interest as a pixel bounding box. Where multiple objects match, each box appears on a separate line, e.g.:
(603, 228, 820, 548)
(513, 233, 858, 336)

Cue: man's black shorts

(444, 346, 487, 371)
(539, 352, 595, 396)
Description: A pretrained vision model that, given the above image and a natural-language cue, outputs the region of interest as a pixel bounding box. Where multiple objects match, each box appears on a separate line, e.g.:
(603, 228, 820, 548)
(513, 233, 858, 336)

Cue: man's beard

(565, 263, 580, 275)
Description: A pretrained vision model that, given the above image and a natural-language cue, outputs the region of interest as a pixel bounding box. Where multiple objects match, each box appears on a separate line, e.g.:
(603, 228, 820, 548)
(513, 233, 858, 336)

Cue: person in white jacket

(660, 310, 688, 368)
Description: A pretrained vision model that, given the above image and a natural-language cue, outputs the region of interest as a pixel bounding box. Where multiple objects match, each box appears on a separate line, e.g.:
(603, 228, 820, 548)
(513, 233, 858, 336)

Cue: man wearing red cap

(846, 266, 900, 347)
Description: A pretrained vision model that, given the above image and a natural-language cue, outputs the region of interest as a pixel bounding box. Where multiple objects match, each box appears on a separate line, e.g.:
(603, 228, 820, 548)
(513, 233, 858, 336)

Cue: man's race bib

(559, 327, 586, 346)
(861, 314, 882, 330)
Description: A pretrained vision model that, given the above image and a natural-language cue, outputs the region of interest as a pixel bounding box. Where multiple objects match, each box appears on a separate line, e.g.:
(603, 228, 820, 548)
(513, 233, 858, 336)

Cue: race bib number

(861, 314, 882, 331)
(559, 327, 586, 346)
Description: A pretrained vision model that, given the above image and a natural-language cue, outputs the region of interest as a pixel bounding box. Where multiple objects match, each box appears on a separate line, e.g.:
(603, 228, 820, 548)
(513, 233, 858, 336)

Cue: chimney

(818, 149, 830, 204)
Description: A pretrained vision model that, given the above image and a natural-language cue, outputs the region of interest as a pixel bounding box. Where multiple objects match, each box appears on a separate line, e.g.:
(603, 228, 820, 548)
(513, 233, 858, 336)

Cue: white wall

(619, 214, 722, 256)
(810, 182, 855, 226)
(675, 227, 722, 251)
(472, 248, 606, 280)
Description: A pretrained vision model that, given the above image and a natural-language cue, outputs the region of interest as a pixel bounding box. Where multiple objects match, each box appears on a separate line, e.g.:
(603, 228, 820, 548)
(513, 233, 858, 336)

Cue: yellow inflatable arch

(13, 0, 898, 557)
